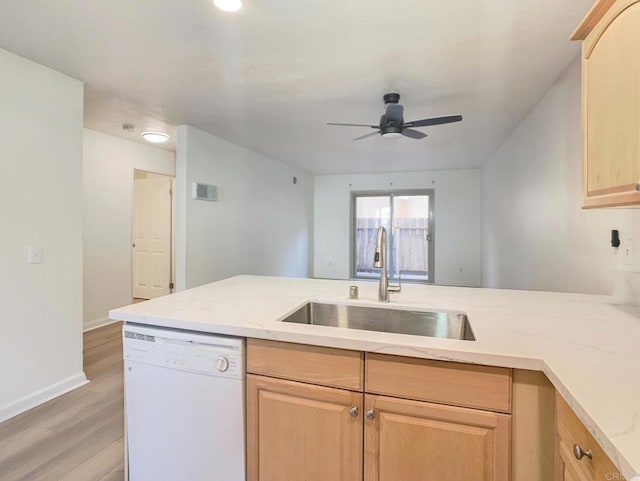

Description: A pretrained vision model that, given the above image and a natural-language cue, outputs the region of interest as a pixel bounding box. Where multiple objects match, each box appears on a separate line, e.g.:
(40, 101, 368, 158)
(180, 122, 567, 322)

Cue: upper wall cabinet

(572, 0, 640, 208)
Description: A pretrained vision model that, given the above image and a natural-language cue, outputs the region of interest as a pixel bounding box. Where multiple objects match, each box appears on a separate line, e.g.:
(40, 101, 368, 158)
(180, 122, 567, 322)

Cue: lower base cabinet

(555, 392, 623, 481)
(247, 340, 518, 481)
(558, 439, 591, 481)
(247, 372, 512, 481)
(246, 374, 363, 481)
(364, 394, 511, 481)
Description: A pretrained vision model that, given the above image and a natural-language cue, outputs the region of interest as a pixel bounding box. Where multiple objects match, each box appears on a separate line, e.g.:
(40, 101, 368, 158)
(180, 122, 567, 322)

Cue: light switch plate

(28, 245, 43, 264)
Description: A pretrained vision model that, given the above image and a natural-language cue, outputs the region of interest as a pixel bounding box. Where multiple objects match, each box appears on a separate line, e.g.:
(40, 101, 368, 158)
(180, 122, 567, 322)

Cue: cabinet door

(247, 374, 363, 481)
(364, 394, 511, 481)
(555, 392, 624, 481)
(557, 439, 592, 481)
(581, 0, 640, 207)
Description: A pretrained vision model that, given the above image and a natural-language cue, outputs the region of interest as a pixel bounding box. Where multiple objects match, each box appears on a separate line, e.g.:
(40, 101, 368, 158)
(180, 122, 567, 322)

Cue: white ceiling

(0, 0, 592, 174)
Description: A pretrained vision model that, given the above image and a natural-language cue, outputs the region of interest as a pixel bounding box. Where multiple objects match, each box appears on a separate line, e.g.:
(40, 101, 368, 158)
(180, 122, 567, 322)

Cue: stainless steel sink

(281, 302, 475, 341)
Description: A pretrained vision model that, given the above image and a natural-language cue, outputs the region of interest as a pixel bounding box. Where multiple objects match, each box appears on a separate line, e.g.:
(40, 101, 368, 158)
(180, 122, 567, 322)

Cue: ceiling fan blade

(404, 115, 463, 128)
(385, 103, 404, 123)
(327, 122, 378, 128)
(402, 128, 428, 139)
(353, 131, 380, 141)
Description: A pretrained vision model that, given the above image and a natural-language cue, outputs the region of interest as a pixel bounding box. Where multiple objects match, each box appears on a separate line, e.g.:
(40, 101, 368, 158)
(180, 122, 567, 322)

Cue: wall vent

(192, 182, 218, 201)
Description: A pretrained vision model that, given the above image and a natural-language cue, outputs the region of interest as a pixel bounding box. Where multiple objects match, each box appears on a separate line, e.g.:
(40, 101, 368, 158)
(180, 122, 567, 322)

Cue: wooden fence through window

(355, 218, 429, 276)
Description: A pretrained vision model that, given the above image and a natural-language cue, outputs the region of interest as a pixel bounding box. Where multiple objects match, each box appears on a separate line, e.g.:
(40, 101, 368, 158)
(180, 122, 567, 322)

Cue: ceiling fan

(327, 93, 462, 141)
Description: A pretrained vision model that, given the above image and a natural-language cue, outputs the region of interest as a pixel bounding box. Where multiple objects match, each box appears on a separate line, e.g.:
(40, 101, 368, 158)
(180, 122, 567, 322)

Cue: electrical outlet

(622, 239, 634, 266)
(28, 245, 43, 264)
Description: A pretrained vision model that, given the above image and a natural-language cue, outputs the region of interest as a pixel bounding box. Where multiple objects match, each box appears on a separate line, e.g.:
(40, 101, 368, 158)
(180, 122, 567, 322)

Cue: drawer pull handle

(349, 406, 359, 417)
(366, 409, 376, 420)
(573, 444, 593, 461)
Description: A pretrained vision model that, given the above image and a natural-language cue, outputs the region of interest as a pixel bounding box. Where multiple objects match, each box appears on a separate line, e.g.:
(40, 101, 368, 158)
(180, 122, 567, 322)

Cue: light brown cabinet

(246, 374, 363, 481)
(246, 340, 512, 481)
(572, 0, 640, 208)
(561, 449, 591, 481)
(364, 394, 511, 481)
(558, 441, 591, 481)
(555, 392, 622, 481)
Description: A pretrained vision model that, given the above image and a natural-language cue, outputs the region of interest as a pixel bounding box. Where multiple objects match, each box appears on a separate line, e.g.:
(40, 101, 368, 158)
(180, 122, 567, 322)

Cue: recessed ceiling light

(214, 0, 242, 12)
(141, 132, 170, 144)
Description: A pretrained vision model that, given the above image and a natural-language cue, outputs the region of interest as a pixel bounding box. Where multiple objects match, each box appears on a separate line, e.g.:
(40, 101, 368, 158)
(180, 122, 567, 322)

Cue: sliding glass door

(351, 190, 434, 283)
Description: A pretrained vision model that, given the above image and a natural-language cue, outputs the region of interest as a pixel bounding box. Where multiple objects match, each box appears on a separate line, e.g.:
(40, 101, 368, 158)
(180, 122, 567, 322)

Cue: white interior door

(133, 173, 172, 299)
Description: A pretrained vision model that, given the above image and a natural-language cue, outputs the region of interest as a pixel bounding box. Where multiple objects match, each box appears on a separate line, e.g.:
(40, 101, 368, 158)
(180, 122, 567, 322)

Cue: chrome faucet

(374, 226, 401, 302)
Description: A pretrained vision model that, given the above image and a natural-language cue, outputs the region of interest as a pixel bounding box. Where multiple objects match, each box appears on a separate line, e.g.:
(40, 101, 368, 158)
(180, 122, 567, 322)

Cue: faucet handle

(388, 283, 401, 293)
(388, 267, 401, 294)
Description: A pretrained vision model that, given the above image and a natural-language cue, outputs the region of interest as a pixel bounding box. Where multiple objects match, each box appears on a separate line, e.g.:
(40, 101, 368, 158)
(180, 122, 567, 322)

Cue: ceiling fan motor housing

(383, 92, 401, 104)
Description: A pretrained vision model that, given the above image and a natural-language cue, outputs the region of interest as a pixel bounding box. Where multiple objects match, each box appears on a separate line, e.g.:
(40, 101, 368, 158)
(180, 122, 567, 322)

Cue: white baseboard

(84, 316, 119, 332)
(0, 372, 89, 423)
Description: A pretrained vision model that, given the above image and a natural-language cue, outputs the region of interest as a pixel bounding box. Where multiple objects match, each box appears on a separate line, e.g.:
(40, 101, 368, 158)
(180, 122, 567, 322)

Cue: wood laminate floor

(0, 322, 125, 481)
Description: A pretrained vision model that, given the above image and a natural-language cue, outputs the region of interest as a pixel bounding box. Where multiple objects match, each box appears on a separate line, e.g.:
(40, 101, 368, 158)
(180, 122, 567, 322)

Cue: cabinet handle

(349, 406, 359, 417)
(366, 409, 376, 420)
(635, 183, 640, 192)
(573, 444, 593, 461)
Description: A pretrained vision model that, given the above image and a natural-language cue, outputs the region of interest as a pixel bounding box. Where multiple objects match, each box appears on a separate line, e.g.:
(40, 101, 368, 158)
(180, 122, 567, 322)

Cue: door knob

(366, 409, 376, 420)
(349, 406, 359, 417)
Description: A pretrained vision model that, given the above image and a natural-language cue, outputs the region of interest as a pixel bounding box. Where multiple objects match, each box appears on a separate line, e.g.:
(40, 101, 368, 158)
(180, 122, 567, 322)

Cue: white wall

(176, 125, 313, 289)
(314, 170, 483, 287)
(0, 48, 85, 421)
(83, 129, 175, 328)
(483, 60, 640, 295)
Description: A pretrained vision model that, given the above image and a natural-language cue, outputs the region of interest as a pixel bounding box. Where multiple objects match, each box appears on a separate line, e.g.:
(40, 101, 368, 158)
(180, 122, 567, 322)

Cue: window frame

(349, 189, 435, 284)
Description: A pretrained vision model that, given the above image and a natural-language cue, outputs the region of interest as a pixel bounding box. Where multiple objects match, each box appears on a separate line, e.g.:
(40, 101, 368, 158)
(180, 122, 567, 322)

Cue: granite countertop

(109, 275, 640, 478)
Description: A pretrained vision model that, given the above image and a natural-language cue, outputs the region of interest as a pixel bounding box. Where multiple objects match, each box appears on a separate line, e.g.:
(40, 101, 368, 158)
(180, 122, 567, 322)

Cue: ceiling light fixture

(141, 132, 170, 144)
(381, 132, 402, 139)
(214, 0, 242, 12)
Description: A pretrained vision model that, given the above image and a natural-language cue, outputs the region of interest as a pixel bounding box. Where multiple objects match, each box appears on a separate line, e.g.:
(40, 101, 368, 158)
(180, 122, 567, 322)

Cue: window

(351, 190, 434, 283)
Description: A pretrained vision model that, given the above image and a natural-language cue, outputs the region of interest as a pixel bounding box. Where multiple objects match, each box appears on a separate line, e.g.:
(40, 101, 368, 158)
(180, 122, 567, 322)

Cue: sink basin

(281, 302, 475, 341)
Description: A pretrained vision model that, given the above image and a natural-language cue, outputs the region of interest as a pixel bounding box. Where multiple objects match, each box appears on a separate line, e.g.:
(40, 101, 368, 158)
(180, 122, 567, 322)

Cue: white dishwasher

(123, 323, 245, 481)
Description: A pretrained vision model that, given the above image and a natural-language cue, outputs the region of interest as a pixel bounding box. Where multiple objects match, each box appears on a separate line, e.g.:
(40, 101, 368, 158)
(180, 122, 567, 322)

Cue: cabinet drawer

(247, 339, 363, 391)
(366, 353, 512, 413)
(555, 392, 622, 480)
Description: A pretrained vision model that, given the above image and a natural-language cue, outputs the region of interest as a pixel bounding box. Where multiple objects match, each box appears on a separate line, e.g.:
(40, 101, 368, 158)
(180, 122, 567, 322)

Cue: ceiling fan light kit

(328, 92, 462, 141)
(381, 132, 402, 139)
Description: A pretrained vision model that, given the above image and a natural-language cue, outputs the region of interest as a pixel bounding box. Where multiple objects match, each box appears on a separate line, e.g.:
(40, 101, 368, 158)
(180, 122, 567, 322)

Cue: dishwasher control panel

(123, 324, 244, 379)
